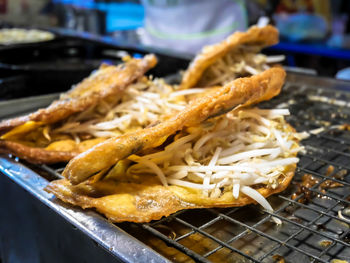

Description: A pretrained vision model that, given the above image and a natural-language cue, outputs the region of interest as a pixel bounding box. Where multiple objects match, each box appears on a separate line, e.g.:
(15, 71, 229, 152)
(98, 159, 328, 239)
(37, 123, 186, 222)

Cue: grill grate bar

(173, 230, 195, 243)
(55, 167, 65, 174)
(148, 210, 186, 227)
(41, 164, 64, 179)
(202, 246, 220, 258)
(318, 133, 350, 146)
(172, 216, 260, 262)
(201, 201, 298, 258)
(286, 116, 322, 129)
(314, 227, 350, 262)
(208, 209, 329, 263)
(297, 166, 350, 187)
(304, 144, 350, 158)
(173, 214, 222, 242)
(261, 206, 350, 247)
(278, 195, 350, 226)
(299, 152, 350, 171)
(257, 162, 350, 262)
(257, 197, 345, 262)
(304, 187, 350, 206)
(141, 223, 211, 263)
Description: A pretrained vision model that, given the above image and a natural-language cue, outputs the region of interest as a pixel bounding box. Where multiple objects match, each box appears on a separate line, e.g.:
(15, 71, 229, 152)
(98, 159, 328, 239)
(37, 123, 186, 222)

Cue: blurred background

(0, 0, 350, 79)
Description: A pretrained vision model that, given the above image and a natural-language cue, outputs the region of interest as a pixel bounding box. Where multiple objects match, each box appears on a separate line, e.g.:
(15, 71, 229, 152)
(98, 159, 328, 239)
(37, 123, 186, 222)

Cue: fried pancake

(63, 67, 286, 184)
(0, 140, 76, 163)
(180, 25, 279, 90)
(46, 161, 296, 223)
(0, 137, 106, 164)
(0, 54, 157, 135)
(0, 55, 157, 163)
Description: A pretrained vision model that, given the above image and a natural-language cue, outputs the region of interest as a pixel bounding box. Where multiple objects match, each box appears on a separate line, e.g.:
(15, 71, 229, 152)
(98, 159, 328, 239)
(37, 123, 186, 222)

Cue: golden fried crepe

(0, 55, 157, 163)
(47, 164, 296, 223)
(0, 140, 77, 163)
(180, 25, 281, 89)
(46, 105, 301, 223)
(63, 67, 286, 184)
(0, 54, 157, 134)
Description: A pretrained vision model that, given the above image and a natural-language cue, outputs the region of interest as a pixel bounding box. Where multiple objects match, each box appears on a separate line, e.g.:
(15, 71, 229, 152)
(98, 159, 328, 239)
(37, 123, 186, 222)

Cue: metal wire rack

(3, 74, 350, 263)
(116, 79, 350, 263)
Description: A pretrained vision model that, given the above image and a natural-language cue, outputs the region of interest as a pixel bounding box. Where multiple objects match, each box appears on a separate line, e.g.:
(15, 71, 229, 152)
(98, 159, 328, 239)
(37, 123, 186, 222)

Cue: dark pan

(0, 38, 124, 95)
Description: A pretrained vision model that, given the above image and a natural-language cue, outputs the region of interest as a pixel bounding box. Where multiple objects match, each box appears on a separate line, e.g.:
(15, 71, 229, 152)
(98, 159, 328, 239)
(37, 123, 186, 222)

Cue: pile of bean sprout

(128, 108, 304, 223)
(52, 78, 205, 141)
(199, 47, 285, 86)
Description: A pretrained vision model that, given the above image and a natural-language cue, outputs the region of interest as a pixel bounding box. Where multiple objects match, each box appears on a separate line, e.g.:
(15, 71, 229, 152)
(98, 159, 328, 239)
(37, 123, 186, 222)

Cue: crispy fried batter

(0, 137, 106, 164)
(46, 162, 296, 223)
(0, 55, 157, 163)
(0, 54, 157, 135)
(180, 25, 279, 90)
(63, 67, 286, 184)
(0, 140, 77, 163)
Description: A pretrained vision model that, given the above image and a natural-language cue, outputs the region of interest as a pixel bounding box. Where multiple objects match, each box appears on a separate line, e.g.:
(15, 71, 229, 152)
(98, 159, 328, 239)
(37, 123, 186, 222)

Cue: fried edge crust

(0, 140, 77, 164)
(63, 67, 286, 185)
(0, 54, 157, 135)
(46, 124, 297, 223)
(0, 55, 157, 164)
(180, 25, 279, 90)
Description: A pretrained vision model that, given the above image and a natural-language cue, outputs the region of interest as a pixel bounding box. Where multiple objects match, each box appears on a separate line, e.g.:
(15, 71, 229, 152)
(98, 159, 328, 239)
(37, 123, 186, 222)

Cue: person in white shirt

(140, 0, 248, 54)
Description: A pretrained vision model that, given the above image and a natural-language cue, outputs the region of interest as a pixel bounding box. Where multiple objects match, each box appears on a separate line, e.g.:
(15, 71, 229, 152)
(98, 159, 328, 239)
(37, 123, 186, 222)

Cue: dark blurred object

(246, 1, 266, 26)
(0, 20, 12, 28)
(0, 38, 119, 98)
(261, 0, 350, 78)
(0, 30, 189, 100)
(266, 42, 350, 77)
(0, 0, 6, 14)
(271, 0, 331, 42)
(274, 13, 328, 42)
(54, 3, 106, 35)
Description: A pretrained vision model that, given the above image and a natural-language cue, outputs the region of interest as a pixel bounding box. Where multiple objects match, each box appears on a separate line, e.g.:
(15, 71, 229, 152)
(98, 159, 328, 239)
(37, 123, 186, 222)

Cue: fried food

(0, 140, 77, 163)
(0, 54, 157, 135)
(46, 108, 300, 223)
(0, 55, 157, 163)
(63, 67, 286, 184)
(180, 25, 280, 89)
(52, 77, 197, 140)
(0, 137, 106, 164)
(47, 167, 295, 223)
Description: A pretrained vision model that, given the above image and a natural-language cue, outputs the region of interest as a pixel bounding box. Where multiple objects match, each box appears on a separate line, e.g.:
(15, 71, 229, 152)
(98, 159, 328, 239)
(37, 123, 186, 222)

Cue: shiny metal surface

(0, 93, 59, 119)
(0, 156, 169, 263)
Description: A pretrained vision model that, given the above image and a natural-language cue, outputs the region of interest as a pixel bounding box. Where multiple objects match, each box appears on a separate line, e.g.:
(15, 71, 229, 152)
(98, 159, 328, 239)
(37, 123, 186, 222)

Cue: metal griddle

(1, 72, 350, 263)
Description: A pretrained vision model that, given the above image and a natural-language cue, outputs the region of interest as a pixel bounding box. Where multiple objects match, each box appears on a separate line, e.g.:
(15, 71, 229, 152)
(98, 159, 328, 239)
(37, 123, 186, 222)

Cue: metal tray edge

(0, 156, 170, 263)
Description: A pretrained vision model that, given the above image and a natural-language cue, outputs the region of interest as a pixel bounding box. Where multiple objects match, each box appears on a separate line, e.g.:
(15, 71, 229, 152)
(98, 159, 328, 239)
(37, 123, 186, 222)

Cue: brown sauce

(320, 165, 344, 191)
(291, 165, 344, 204)
(291, 174, 318, 204)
